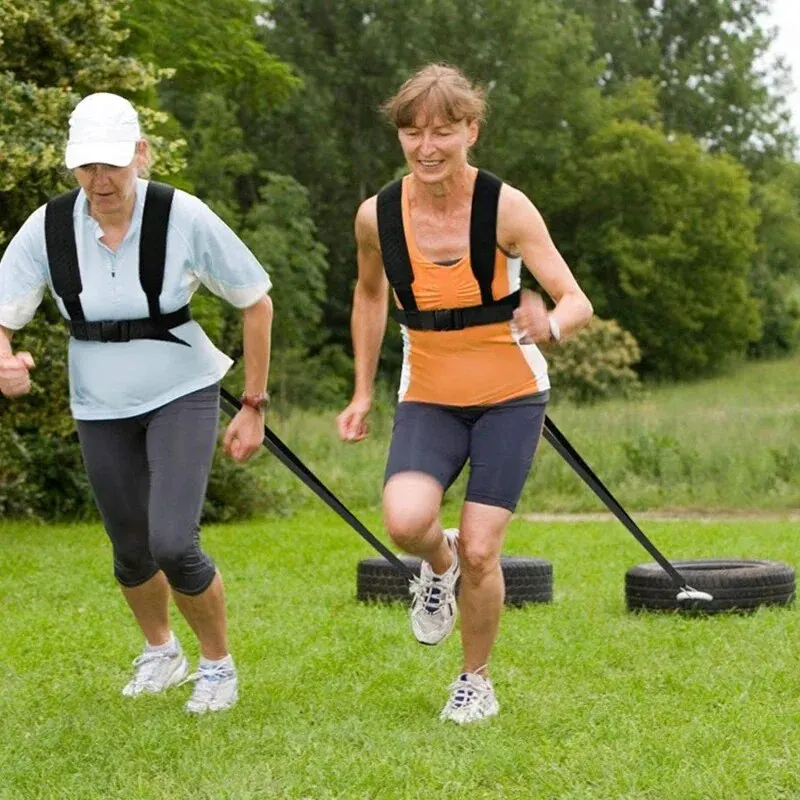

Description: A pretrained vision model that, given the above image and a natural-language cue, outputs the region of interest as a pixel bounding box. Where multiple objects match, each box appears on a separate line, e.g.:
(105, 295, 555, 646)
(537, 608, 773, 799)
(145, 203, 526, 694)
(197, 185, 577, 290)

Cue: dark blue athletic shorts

(384, 397, 547, 512)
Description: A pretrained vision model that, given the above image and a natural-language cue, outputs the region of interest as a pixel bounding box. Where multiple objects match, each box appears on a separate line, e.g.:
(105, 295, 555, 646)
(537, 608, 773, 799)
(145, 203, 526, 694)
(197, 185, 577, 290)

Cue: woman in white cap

(0, 92, 273, 714)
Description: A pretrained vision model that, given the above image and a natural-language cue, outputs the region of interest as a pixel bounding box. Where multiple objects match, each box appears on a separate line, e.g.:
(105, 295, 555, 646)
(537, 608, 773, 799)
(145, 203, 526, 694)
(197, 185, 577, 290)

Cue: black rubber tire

(356, 555, 553, 607)
(626, 559, 796, 613)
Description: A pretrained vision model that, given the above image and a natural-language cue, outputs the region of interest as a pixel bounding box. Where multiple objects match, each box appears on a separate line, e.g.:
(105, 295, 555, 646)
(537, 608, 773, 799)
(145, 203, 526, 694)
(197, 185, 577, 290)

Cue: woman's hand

(337, 396, 372, 443)
(512, 289, 551, 345)
(0, 351, 35, 398)
(222, 406, 264, 462)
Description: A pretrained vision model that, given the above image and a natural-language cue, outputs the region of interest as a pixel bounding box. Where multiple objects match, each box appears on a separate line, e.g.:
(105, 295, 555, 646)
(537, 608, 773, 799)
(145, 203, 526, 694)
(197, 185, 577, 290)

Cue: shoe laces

(409, 571, 450, 613)
(447, 672, 490, 710)
(185, 663, 235, 700)
(129, 650, 176, 690)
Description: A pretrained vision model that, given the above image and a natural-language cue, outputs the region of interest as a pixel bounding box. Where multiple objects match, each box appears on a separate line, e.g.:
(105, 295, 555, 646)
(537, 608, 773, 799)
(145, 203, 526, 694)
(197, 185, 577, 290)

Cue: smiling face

(73, 139, 147, 219)
(397, 113, 478, 185)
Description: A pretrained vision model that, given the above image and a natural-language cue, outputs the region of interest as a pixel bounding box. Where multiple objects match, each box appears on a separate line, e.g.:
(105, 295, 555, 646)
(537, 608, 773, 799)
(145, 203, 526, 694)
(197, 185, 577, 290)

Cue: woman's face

(397, 113, 478, 184)
(73, 140, 145, 217)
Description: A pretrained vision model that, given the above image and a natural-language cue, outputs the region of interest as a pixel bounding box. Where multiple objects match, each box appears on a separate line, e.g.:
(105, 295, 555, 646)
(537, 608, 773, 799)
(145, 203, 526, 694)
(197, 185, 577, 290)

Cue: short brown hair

(382, 64, 487, 129)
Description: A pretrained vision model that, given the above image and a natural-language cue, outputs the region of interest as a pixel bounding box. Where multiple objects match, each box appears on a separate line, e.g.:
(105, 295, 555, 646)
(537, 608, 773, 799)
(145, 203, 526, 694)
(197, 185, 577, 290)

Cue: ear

(134, 138, 151, 176)
(466, 119, 479, 148)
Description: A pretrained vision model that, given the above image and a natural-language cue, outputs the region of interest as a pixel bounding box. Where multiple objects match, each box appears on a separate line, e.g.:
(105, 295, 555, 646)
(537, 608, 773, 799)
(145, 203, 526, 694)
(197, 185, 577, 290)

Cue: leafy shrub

(546, 317, 641, 404)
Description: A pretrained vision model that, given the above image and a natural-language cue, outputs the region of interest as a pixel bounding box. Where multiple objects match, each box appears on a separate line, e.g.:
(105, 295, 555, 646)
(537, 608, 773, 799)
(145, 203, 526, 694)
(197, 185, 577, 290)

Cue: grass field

(3, 509, 800, 799)
(239, 355, 800, 517)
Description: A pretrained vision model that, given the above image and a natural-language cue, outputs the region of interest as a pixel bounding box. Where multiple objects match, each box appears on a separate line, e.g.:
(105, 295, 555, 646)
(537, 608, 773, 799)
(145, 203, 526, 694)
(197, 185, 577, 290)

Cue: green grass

(3, 510, 800, 799)
(243, 355, 800, 516)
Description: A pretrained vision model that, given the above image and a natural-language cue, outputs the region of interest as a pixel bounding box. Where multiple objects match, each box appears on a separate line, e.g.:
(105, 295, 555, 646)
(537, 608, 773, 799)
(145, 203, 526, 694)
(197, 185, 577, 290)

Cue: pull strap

(44, 188, 84, 321)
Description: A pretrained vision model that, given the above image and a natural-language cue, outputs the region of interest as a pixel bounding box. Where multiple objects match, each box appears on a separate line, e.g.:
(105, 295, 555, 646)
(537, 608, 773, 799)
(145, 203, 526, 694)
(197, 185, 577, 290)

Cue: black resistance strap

(542, 416, 689, 591)
(219, 388, 415, 580)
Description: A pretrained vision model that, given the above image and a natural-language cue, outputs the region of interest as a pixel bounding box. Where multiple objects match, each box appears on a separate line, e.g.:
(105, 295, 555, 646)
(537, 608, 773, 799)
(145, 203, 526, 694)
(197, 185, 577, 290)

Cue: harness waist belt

(391, 290, 520, 331)
(68, 305, 192, 344)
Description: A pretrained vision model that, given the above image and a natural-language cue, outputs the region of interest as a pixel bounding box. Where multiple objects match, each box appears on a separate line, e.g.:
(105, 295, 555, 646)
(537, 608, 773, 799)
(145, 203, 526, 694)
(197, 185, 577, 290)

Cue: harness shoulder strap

(376, 179, 417, 312)
(44, 188, 83, 321)
(139, 181, 176, 318)
(469, 169, 503, 305)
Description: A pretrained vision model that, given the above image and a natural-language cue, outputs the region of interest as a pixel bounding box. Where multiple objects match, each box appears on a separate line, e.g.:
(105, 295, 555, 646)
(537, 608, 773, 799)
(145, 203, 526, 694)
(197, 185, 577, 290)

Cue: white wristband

(547, 313, 561, 342)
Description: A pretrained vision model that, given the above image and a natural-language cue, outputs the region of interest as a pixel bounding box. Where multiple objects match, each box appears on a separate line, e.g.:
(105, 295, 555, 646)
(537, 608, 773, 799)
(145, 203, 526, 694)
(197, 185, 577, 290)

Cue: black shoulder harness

(376, 169, 520, 331)
(44, 181, 191, 346)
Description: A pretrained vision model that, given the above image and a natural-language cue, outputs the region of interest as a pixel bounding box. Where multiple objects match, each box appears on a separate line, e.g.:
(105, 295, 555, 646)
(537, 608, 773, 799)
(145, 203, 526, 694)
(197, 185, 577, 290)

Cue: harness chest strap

(376, 169, 520, 332)
(44, 181, 191, 346)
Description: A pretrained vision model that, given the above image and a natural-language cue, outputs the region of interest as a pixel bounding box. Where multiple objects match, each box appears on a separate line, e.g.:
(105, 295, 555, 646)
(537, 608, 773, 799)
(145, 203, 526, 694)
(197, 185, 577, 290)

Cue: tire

(356, 555, 553, 607)
(625, 559, 796, 613)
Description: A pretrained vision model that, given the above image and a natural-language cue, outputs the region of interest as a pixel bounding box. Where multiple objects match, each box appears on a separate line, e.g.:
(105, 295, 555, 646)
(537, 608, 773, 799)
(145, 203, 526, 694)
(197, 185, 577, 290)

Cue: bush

(747, 262, 800, 359)
(546, 317, 641, 404)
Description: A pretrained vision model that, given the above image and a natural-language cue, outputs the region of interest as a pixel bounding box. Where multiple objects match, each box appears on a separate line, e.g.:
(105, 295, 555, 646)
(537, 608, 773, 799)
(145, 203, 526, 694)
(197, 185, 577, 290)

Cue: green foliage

(181, 93, 258, 218)
(560, 120, 761, 379)
(748, 163, 800, 357)
(753, 162, 800, 280)
(563, 0, 797, 164)
(125, 0, 298, 126)
(0, 427, 94, 519)
(0, 0, 184, 238)
(238, 172, 343, 406)
(0, 0, 183, 519)
(546, 317, 641, 404)
(747, 261, 800, 359)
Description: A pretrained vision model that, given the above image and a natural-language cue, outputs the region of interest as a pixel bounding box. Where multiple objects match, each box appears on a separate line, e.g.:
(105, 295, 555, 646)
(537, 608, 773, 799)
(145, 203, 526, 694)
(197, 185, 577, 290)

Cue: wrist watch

(240, 391, 270, 411)
(547, 314, 561, 342)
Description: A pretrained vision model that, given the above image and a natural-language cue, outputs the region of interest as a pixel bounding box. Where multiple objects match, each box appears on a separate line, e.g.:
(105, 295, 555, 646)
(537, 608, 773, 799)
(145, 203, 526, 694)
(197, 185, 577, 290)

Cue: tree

(561, 120, 761, 378)
(0, 0, 181, 518)
(748, 162, 800, 356)
(0, 0, 184, 243)
(562, 0, 797, 165)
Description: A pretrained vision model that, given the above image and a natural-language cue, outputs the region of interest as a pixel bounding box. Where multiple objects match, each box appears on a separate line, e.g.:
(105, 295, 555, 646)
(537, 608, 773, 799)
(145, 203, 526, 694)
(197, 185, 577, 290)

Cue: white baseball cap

(65, 93, 141, 169)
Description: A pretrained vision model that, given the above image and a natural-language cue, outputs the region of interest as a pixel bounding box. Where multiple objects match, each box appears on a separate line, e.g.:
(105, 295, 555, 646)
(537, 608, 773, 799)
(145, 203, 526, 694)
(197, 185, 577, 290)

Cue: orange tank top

(395, 175, 549, 406)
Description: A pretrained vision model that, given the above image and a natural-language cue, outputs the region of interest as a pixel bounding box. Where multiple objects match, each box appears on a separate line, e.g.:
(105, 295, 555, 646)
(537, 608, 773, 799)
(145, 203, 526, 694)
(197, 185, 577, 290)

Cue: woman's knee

(383, 503, 440, 547)
(383, 474, 441, 548)
(113, 549, 159, 588)
(383, 472, 443, 546)
(459, 539, 502, 581)
(149, 531, 215, 595)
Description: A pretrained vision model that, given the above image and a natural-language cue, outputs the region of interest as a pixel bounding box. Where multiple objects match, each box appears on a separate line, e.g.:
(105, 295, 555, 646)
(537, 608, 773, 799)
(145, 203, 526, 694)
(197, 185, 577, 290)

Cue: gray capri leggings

(76, 382, 220, 595)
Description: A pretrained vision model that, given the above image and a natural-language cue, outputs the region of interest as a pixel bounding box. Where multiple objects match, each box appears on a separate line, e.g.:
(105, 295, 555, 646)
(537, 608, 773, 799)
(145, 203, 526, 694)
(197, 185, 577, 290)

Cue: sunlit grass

(3, 510, 800, 799)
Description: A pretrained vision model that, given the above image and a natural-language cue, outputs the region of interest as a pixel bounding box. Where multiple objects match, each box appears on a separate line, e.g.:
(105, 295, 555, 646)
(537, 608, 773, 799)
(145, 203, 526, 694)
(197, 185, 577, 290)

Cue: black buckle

(100, 321, 122, 342)
(69, 321, 87, 340)
(433, 309, 464, 331)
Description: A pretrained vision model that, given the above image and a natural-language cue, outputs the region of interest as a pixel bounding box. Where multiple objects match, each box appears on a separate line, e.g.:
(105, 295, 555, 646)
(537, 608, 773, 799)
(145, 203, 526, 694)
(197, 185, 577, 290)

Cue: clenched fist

(0, 352, 35, 398)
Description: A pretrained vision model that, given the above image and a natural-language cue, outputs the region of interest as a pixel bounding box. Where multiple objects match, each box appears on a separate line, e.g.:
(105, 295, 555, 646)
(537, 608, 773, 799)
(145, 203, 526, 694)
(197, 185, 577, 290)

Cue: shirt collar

(74, 178, 148, 244)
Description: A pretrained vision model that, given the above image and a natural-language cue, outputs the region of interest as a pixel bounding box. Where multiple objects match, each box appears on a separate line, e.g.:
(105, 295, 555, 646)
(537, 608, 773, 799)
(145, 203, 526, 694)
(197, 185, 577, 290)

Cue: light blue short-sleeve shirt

(0, 179, 271, 420)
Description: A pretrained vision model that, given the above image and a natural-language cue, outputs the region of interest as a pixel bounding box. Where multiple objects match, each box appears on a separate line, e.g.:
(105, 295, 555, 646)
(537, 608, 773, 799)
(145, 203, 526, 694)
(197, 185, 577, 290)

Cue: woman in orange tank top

(337, 64, 593, 725)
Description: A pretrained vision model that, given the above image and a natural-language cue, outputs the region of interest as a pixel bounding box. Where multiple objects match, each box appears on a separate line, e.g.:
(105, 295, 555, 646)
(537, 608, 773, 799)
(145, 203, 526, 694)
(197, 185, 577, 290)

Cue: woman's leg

(143, 384, 225, 659)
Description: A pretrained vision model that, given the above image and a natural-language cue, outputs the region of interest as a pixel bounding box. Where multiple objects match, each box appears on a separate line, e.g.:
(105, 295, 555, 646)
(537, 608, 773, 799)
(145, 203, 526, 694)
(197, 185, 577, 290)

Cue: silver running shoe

(122, 643, 188, 697)
(409, 528, 460, 646)
(440, 671, 499, 724)
(185, 661, 239, 714)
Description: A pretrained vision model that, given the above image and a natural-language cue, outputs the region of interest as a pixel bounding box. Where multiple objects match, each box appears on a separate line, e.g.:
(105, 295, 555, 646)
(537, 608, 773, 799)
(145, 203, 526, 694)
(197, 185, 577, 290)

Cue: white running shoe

(409, 528, 460, 646)
(121, 642, 188, 697)
(185, 660, 239, 714)
(439, 671, 499, 724)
